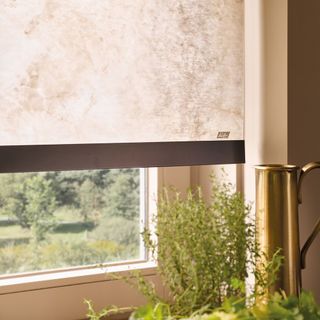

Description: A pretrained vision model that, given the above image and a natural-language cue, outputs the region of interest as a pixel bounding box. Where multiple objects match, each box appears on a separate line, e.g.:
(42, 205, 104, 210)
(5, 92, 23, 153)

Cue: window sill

(0, 261, 162, 320)
(0, 261, 157, 295)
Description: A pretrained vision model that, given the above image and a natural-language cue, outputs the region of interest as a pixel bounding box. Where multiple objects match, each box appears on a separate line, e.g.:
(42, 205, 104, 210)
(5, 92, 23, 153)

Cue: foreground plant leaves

(129, 291, 320, 320)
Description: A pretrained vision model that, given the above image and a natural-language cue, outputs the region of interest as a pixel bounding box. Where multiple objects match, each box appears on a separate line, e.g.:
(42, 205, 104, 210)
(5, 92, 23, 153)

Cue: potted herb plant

(86, 180, 320, 319)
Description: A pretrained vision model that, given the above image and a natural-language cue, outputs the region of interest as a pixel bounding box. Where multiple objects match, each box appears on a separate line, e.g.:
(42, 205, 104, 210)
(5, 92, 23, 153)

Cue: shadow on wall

(288, 0, 320, 302)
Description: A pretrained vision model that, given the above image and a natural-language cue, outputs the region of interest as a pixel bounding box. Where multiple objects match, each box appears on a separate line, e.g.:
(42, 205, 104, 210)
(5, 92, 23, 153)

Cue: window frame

(0, 168, 147, 280)
(0, 166, 163, 320)
(0, 163, 239, 320)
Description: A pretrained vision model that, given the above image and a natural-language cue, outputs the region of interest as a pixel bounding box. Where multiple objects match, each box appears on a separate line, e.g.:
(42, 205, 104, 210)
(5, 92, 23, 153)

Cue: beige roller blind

(0, 0, 244, 169)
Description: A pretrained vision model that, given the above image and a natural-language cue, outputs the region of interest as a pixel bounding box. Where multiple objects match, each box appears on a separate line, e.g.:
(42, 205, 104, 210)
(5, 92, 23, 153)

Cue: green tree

(44, 171, 80, 208)
(79, 179, 102, 222)
(44, 170, 110, 209)
(0, 173, 34, 220)
(94, 216, 139, 246)
(104, 169, 140, 220)
(13, 175, 56, 241)
(24, 175, 57, 241)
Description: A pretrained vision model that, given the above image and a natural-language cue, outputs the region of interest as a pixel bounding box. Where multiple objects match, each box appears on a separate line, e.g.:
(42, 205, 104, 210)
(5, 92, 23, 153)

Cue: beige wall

(243, 0, 288, 296)
(288, 0, 320, 301)
(262, 0, 288, 163)
(244, 0, 288, 207)
(245, 0, 320, 301)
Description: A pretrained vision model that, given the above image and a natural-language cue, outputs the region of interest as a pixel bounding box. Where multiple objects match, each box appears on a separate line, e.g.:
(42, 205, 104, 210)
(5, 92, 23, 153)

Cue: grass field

(0, 212, 140, 274)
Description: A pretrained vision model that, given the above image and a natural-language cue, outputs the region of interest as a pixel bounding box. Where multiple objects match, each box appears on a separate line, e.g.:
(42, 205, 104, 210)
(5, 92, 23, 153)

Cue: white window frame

(0, 167, 157, 320)
(0, 165, 240, 320)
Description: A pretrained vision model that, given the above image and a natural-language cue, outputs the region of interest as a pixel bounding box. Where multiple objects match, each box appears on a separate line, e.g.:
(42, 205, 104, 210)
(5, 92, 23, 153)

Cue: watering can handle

(297, 161, 320, 269)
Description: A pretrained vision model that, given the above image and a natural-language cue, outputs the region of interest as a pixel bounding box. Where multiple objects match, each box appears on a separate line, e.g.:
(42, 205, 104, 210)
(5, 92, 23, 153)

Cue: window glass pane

(0, 168, 144, 274)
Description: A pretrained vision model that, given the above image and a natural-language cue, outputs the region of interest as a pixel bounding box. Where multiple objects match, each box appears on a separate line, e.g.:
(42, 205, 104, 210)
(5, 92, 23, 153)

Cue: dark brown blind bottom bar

(0, 141, 245, 173)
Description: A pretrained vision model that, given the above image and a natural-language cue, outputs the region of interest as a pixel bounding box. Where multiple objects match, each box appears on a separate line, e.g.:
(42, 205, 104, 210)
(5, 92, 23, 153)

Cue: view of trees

(0, 169, 141, 274)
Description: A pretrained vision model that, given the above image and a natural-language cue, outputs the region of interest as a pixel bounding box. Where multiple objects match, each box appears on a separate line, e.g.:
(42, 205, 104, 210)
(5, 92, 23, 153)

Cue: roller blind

(0, 0, 244, 171)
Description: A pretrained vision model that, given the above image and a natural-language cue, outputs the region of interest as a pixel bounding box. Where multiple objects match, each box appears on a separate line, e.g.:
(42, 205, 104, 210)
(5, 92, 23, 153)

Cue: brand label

(217, 131, 230, 139)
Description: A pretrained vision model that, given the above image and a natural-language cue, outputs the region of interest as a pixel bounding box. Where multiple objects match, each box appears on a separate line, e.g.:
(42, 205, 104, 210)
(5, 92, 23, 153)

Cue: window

(0, 164, 158, 320)
(0, 0, 245, 318)
(0, 161, 240, 320)
(0, 168, 146, 275)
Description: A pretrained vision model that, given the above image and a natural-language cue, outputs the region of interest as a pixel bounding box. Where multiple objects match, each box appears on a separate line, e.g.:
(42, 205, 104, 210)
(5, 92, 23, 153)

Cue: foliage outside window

(0, 168, 143, 274)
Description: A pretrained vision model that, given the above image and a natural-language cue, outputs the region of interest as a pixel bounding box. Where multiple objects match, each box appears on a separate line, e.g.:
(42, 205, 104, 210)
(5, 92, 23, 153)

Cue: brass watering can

(255, 162, 320, 296)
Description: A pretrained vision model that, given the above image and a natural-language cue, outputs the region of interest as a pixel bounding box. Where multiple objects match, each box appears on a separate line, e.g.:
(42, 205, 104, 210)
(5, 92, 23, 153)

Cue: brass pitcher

(255, 162, 320, 296)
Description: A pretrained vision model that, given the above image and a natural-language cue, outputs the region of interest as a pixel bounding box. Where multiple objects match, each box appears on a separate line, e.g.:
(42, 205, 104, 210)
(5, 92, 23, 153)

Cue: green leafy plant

(128, 290, 320, 320)
(142, 182, 255, 316)
(87, 179, 256, 318)
(86, 179, 320, 320)
(86, 301, 133, 320)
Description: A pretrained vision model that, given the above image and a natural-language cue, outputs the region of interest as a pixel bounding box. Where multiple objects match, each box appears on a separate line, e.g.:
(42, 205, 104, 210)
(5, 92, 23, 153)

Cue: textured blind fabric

(0, 0, 244, 169)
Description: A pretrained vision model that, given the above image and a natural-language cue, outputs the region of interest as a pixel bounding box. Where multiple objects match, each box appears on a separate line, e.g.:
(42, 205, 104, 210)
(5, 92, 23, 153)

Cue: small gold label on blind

(217, 131, 230, 139)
